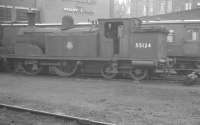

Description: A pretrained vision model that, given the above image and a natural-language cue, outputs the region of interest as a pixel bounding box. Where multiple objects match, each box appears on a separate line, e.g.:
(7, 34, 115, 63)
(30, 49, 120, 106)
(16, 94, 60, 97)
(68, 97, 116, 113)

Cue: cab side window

(187, 29, 199, 41)
(104, 22, 112, 39)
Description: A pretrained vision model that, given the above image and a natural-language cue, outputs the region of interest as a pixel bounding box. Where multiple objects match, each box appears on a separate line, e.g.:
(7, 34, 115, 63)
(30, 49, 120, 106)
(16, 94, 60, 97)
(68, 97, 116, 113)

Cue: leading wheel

(101, 63, 117, 79)
(129, 68, 148, 81)
(53, 61, 78, 77)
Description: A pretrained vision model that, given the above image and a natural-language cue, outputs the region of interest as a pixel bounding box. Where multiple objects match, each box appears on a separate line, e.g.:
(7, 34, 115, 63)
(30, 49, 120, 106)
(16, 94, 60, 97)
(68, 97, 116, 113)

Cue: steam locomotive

(0, 12, 169, 81)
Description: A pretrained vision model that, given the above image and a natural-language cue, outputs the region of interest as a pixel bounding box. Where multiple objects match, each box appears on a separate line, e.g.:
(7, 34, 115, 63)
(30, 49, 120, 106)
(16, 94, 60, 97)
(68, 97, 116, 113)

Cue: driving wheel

(53, 61, 78, 77)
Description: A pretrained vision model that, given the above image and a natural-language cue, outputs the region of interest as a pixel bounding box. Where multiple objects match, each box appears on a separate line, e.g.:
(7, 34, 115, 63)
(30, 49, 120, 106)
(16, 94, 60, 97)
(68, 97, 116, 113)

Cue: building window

(197, 2, 200, 7)
(185, 2, 192, 10)
(0, 7, 12, 22)
(160, 2, 166, 14)
(167, 30, 175, 42)
(148, 0, 154, 16)
(143, 5, 147, 16)
(167, 0, 173, 13)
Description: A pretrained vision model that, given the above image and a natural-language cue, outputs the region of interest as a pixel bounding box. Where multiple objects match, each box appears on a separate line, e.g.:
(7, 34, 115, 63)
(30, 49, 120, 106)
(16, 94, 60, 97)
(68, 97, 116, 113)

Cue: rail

(0, 103, 116, 125)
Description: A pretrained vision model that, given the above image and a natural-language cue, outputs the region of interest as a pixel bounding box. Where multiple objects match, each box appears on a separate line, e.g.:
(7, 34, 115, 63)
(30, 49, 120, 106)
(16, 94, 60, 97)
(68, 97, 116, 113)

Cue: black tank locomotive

(0, 16, 169, 80)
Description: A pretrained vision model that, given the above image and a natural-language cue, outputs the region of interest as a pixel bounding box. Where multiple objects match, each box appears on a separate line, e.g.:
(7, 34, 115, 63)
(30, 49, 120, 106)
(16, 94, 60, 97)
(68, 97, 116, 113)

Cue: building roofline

(140, 8, 200, 21)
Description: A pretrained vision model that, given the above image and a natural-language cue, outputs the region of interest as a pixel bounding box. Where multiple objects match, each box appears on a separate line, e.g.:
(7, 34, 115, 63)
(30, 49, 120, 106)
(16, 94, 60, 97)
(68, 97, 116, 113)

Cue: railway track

(2, 70, 199, 86)
(0, 103, 115, 125)
(78, 73, 189, 84)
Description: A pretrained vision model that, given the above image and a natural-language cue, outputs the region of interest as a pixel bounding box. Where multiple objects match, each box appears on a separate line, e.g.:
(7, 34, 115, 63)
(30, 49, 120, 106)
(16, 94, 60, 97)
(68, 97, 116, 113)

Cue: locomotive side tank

(15, 27, 60, 56)
(3, 17, 168, 80)
(45, 26, 105, 57)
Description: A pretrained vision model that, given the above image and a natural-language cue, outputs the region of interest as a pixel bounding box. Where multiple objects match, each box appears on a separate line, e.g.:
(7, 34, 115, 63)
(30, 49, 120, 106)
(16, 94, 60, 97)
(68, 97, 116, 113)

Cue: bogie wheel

(129, 67, 148, 81)
(101, 63, 117, 79)
(183, 73, 197, 86)
(183, 77, 196, 86)
(23, 61, 42, 75)
(53, 61, 78, 77)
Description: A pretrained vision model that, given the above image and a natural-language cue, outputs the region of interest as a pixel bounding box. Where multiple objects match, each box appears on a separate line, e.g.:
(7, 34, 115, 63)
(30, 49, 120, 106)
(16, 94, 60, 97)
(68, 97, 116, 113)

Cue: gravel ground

(0, 108, 69, 125)
(0, 73, 200, 125)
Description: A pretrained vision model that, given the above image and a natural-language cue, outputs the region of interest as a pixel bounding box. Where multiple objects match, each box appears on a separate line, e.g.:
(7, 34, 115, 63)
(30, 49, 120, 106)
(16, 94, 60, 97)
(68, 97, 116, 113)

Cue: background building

(130, 0, 200, 17)
(37, 0, 112, 23)
(0, 0, 39, 23)
(0, 0, 113, 23)
(140, 7, 200, 20)
(113, 0, 131, 18)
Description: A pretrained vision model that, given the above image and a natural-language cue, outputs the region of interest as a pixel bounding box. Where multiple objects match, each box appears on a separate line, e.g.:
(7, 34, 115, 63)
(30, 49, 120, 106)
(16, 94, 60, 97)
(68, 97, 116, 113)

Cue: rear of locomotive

(127, 25, 169, 80)
(97, 18, 169, 80)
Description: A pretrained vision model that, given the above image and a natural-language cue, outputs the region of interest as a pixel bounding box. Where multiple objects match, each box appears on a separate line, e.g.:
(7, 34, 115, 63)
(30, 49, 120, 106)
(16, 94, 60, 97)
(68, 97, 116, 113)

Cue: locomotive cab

(98, 18, 142, 57)
(103, 21, 122, 56)
(98, 18, 168, 80)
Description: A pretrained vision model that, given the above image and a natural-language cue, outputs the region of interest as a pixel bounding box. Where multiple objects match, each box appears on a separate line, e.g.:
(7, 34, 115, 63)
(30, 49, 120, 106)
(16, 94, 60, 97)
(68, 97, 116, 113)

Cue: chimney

(27, 10, 36, 26)
(62, 15, 74, 29)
